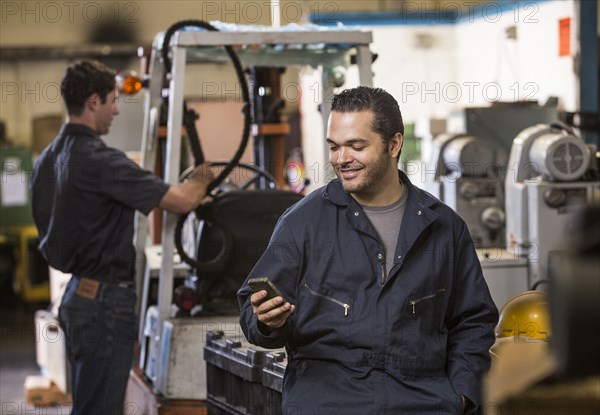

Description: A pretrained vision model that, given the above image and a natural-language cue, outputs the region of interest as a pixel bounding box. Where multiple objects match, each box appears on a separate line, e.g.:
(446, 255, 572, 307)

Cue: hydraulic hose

(162, 20, 251, 271)
(161, 19, 251, 192)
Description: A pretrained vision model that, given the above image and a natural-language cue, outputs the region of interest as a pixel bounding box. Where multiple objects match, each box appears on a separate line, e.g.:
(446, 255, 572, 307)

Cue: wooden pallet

(125, 368, 207, 415)
(24, 375, 72, 406)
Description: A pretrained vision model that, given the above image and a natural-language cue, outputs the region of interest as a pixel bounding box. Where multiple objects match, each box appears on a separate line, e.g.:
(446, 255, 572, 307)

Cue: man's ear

(86, 93, 100, 112)
(389, 132, 403, 158)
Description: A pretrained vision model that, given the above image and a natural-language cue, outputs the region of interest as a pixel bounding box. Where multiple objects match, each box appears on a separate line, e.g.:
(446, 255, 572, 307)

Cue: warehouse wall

(455, 0, 577, 111)
(1, 60, 71, 149)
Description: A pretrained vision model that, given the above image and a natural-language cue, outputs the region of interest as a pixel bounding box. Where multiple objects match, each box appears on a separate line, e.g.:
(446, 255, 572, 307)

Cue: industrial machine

(447, 101, 558, 157)
(426, 133, 506, 248)
(425, 133, 526, 310)
(429, 123, 599, 310)
(505, 123, 599, 286)
(477, 247, 529, 311)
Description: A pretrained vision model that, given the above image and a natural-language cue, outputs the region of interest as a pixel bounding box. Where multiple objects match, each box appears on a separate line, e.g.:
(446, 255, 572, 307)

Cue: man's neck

(66, 114, 97, 133)
(352, 169, 403, 207)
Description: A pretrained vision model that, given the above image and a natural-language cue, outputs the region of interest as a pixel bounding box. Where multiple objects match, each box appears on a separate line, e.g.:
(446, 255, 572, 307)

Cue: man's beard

(335, 150, 393, 196)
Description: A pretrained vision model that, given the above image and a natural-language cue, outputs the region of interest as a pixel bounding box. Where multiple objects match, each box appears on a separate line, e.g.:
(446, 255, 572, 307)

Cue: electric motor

(529, 131, 589, 181)
(443, 136, 495, 177)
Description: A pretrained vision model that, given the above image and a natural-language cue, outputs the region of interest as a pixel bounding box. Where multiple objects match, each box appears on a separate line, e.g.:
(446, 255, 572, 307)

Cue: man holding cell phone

(247, 277, 295, 329)
(238, 87, 497, 415)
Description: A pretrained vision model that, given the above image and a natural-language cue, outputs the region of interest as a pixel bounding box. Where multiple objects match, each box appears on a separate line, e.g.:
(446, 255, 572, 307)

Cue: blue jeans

(59, 277, 137, 415)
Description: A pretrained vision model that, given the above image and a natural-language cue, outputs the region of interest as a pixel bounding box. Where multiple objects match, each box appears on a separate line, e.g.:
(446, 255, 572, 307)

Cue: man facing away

(31, 60, 213, 415)
(238, 86, 498, 415)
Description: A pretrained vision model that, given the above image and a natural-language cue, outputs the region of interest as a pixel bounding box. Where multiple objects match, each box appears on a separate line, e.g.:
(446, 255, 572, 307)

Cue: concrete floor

(0, 301, 71, 415)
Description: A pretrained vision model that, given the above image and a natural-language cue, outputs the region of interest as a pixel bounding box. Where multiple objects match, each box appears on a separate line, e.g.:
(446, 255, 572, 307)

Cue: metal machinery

(505, 123, 600, 287)
(426, 133, 506, 248)
(425, 133, 527, 309)
(133, 22, 374, 400)
(447, 102, 558, 160)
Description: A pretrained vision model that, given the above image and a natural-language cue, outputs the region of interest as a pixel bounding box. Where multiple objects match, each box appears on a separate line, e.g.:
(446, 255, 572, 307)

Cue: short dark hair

(331, 86, 404, 145)
(60, 60, 116, 116)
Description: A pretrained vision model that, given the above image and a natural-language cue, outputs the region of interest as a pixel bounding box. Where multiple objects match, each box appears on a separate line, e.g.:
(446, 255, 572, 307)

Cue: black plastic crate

(205, 331, 285, 415)
(261, 352, 287, 415)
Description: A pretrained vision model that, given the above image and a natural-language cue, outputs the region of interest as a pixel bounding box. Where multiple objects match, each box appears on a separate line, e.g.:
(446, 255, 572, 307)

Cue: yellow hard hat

(494, 291, 551, 340)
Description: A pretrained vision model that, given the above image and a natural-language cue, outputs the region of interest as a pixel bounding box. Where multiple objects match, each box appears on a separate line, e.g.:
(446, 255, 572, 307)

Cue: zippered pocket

(408, 288, 446, 314)
(304, 283, 351, 316)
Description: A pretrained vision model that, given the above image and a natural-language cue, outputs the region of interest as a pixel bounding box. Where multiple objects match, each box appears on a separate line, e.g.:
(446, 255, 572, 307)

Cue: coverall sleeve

(446, 224, 499, 408)
(238, 217, 301, 349)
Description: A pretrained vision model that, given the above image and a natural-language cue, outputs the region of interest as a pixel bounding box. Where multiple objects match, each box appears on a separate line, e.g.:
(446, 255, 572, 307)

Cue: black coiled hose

(162, 20, 251, 271)
(161, 19, 251, 191)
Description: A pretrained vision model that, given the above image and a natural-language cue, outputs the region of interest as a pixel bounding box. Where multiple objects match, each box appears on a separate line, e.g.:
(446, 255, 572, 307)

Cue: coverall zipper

(409, 289, 446, 314)
(304, 283, 350, 316)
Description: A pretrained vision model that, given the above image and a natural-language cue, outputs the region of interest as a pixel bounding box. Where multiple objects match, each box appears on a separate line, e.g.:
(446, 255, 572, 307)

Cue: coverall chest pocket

(295, 283, 354, 344)
(406, 288, 446, 329)
(407, 289, 445, 316)
(403, 288, 448, 369)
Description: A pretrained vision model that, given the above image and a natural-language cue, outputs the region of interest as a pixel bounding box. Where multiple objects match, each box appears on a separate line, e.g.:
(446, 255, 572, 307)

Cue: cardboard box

(24, 375, 72, 406)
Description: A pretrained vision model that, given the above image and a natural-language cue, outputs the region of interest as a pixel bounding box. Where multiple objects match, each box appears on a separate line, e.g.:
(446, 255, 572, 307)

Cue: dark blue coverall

(238, 170, 498, 415)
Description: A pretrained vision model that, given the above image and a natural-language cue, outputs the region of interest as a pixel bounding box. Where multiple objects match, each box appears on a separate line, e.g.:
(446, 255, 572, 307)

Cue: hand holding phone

(248, 277, 285, 303)
(247, 277, 294, 330)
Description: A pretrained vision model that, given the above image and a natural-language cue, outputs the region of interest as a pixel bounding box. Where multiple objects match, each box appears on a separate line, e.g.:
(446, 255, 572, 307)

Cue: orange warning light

(116, 71, 143, 95)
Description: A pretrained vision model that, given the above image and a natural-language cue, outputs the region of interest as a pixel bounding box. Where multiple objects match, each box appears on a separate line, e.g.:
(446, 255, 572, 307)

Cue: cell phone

(248, 277, 285, 302)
